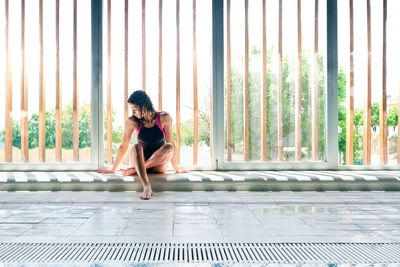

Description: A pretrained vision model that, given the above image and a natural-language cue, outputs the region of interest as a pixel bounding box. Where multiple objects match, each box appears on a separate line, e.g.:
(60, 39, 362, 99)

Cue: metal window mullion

(212, 0, 224, 170)
(92, 0, 103, 170)
(73, 0, 79, 161)
(326, 0, 338, 168)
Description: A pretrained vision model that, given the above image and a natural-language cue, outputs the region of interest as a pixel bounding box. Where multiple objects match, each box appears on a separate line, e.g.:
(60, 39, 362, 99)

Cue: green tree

(62, 102, 92, 149)
(338, 66, 364, 164)
(27, 111, 56, 149)
(371, 103, 380, 132)
(0, 121, 21, 148)
(337, 67, 347, 163)
(387, 106, 398, 132)
(227, 45, 326, 160)
(337, 68, 383, 164)
(103, 106, 124, 144)
(0, 101, 94, 150)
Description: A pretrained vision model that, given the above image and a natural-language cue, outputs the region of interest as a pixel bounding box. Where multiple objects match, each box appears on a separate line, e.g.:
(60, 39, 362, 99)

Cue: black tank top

(136, 111, 166, 160)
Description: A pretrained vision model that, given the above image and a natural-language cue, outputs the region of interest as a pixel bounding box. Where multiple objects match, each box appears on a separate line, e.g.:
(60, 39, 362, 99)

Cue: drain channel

(0, 243, 399, 263)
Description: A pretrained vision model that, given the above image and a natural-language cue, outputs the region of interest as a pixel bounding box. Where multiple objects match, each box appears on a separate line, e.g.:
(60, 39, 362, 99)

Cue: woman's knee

(162, 143, 174, 154)
(132, 144, 144, 157)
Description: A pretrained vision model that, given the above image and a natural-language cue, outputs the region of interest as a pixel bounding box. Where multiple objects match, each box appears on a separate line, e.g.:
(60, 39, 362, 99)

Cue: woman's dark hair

(127, 90, 155, 124)
(127, 90, 155, 113)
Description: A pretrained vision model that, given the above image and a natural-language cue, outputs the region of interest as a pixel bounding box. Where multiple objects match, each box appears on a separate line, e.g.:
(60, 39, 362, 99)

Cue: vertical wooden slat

(5, 0, 12, 162)
(227, 0, 232, 161)
(295, 0, 302, 161)
(398, 42, 400, 163)
(398, 91, 400, 162)
(312, 0, 319, 161)
(124, 0, 128, 124)
(398, 92, 400, 162)
(21, 0, 29, 162)
(39, 0, 45, 162)
(346, 0, 354, 165)
(380, 0, 387, 165)
(107, 0, 112, 165)
(142, 0, 146, 91)
(124, 0, 129, 165)
(244, 0, 249, 161)
(73, 0, 79, 161)
(193, 0, 198, 165)
(209, 39, 213, 161)
(55, 0, 62, 162)
(261, 0, 267, 161)
(176, 0, 180, 164)
(398, 3, 400, 165)
(158, 0, 162, 111)
(277, 0, 283, 160)
(363, 0, 371, 165)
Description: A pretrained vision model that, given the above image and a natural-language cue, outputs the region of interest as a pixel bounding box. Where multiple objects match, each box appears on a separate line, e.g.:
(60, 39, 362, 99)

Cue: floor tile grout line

(208, 203, 222, 240)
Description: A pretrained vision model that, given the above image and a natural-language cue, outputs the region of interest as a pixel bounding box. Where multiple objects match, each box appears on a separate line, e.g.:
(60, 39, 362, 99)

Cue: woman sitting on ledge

(98, 90, 188, 200)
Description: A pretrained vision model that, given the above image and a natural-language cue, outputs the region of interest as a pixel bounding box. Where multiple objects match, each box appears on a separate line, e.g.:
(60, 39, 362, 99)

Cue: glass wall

(0, 0, 92, 163)
(223, 0, 327, 163)
(102, 0, 213, 169)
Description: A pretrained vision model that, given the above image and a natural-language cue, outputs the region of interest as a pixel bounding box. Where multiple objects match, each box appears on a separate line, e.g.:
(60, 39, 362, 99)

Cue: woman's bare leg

(131, 144, 153, 200)
(146, 143, 174, 172)
(123, 143, 174, 175)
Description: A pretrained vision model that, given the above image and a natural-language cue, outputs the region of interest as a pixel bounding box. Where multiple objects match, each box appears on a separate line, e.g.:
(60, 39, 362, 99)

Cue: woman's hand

(175, 166, 189, 174)
(97, 169, 115, 174)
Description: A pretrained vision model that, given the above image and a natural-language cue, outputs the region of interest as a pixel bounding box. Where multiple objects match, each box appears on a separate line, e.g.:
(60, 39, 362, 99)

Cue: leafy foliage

(226, 45, 326, 160)
(337, 69, 399, 164)
(0, 101, 93, 149)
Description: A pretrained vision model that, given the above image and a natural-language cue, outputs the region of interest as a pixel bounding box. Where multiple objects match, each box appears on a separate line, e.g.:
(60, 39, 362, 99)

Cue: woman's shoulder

(126, 116, 139, 130)
(159, 111, 172, 122)
(158, 111, 171, 120)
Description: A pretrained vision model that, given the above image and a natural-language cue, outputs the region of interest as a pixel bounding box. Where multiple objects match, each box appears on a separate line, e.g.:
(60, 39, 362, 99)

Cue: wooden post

(73, 0, 79, 161)
(363, 0, 371, 165)
(56, 0, 62, 162)
(244, 0, 249, 161)
(346, 0, 354, 165)
(209, 39, 213, 161)
(142, 0, 146, 91)
(312, 0, 319, 161)
(380, 0, 387, 165)
(227, 0, 232, 161)
(107, 0, 112, 165)
(124, 0, 129, 165)
(39, 0, 46, 162)
(124, 0, 129, 125)
(176, 0, 180, 164)
(5, 0, 13, 162)
(21, 0, 29, 162)
(295, 0, 302, 161)
(158, 0, 163, 111)
(193, 0, 198, 165)
(261, 0, 267, 161)
(277, 0, 283, 160)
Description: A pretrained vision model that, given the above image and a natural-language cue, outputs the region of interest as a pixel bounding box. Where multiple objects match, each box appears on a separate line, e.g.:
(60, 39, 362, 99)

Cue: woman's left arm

(163, 113, 189, 173)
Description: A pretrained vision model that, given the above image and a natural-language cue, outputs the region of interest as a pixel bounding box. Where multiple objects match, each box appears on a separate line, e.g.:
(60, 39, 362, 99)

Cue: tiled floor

(0, 191, 399, 243)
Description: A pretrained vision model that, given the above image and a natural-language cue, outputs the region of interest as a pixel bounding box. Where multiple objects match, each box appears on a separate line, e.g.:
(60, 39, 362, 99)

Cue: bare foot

(140, 185, 154, 200)
(120, 167, 137, 176)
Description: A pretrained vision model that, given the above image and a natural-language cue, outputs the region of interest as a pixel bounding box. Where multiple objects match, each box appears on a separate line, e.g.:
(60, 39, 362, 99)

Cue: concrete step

(0, 170, 400, 191)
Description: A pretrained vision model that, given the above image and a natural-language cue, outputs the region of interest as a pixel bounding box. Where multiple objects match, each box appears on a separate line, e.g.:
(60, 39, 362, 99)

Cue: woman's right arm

(98, 118, 135, 173)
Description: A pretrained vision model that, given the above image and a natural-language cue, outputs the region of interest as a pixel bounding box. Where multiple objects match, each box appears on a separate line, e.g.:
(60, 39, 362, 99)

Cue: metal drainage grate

(0, 243, 399, 264)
